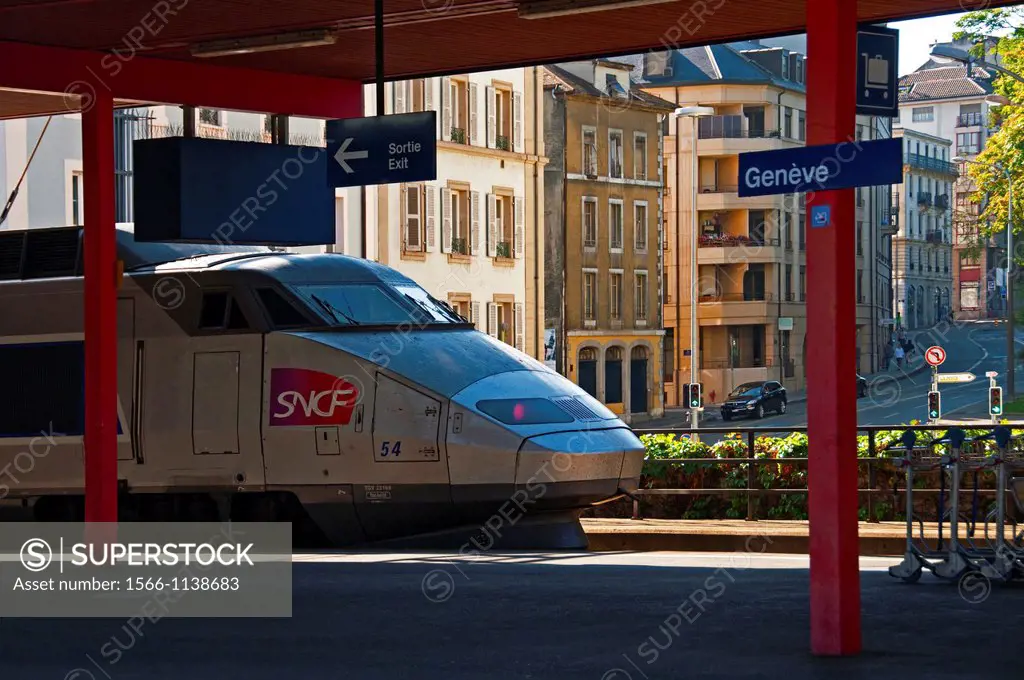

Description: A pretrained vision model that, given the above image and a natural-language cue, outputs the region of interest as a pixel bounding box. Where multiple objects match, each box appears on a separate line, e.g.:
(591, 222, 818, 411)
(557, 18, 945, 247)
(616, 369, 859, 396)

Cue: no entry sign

(925, 346, 946, 367)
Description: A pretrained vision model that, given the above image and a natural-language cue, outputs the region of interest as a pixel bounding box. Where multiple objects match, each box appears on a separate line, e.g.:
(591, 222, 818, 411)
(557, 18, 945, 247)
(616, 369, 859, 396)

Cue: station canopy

(0, 0, 1018, 119)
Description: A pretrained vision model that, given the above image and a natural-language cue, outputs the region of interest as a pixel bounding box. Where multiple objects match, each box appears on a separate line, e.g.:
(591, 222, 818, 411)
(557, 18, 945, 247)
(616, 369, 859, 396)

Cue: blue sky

(890, 12, 965, 75)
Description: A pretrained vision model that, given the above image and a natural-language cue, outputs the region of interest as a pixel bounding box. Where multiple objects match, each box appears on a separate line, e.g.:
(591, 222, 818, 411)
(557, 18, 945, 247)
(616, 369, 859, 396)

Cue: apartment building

(898, 45, 1007, 320)
(891, 128, 956, 328)
(542, 59, 672, 422)
(635, 42, 892, 406)
(359, 69, 547, 359)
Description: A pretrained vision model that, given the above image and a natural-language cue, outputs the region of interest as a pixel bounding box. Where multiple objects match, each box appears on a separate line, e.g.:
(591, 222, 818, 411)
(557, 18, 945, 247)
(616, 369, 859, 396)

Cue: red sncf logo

(269, 368, 359, 427)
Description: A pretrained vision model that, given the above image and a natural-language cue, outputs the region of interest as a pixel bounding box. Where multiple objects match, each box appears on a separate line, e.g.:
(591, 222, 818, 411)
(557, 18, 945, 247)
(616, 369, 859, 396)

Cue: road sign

(737, 138, 903, 198)
(986, 371, 999, 378)
(856, 26, 899, 117)
(811, 205, 831, 228)
(924, 346, 947, 367)
(936, 372, 976, 384)
(325, 112, 437, 188)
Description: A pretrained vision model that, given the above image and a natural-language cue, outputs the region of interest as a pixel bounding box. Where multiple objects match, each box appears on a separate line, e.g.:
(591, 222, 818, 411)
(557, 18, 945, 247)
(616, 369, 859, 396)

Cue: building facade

(542, 60, 672, 422)
(898, 47, 1006, 320)
(637, 42, 893, 406)
(891, 128, 956, 329)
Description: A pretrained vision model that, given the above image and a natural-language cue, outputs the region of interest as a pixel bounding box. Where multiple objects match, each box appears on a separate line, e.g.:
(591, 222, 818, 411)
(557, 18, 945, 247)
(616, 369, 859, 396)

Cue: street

(646, 320, 1022, 432)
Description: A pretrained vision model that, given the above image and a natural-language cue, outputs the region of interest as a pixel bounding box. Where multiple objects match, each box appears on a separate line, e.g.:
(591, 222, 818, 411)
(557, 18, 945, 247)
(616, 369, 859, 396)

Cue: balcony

(696, 292, 777, 323)
(697, 234, 782, 264)
(925, 230, 945, 244)
(917, 192, 932, 208)
(956, 112, 984, 127)
(696, 184, 776, 211)
(696, 115, 788, 155)
(904, 153, 959, 177)
(935, 194, 950, 211)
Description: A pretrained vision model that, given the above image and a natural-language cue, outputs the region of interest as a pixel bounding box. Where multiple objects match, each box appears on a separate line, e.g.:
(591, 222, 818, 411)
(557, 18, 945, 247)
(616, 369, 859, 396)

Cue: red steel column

(82, 89, 118, 523)
(806, 0, 861, 656)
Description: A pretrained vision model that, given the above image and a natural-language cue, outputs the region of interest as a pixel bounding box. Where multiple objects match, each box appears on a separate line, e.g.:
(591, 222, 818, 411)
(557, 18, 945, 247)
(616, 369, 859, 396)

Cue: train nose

(514, 427, 644, 507)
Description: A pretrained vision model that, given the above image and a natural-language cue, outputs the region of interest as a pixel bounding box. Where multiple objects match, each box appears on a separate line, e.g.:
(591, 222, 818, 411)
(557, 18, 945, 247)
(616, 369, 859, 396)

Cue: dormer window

(781, 51, 790, 79)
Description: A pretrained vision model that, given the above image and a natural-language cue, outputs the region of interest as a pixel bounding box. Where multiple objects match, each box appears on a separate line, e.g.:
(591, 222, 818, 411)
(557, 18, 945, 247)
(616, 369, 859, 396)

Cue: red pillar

(82, 89, 118, 523)
(806, 0, 861, 656)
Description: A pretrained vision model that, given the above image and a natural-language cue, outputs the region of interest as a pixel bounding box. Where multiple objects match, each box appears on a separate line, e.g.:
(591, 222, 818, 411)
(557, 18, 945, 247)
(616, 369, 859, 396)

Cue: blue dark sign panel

(811, 205, 832, 228)
(326, 112, 437, 188)
(133, 137, 334, 246)
(737, 137, 903, 198)
(857, 26, 899, 117)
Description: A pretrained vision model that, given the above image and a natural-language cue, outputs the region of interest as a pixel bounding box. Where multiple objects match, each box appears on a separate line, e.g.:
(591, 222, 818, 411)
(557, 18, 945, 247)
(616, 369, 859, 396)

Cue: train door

(357, 372, 454, 540)
(117, 298, 136, 462)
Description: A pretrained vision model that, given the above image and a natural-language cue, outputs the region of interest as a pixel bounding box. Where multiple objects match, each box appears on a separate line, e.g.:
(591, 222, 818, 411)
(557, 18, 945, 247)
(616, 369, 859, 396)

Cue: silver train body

(0, 225, 644, 548)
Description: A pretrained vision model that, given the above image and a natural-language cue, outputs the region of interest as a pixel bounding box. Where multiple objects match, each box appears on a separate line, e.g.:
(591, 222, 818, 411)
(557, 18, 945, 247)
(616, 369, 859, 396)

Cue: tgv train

(0, 224, 643, 548)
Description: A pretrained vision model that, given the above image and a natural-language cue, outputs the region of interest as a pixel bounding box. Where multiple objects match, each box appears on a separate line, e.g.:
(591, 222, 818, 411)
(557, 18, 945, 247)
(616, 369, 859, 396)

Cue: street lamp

(955, 154, 1015, 399)
(674, 105, 715, 432)
(930, 43, 1024, 85)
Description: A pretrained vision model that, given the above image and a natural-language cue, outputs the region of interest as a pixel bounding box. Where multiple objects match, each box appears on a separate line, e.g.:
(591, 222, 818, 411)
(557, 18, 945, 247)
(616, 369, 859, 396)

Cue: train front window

(393, 285, 463, 323)
(298, 284, 422, 326)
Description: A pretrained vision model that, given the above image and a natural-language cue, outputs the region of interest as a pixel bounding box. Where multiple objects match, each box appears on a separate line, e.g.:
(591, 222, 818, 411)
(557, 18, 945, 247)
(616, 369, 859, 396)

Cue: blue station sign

(857, 26, 899, 118)
(737, 137, 903, 198)
(326, 112, 437, 188)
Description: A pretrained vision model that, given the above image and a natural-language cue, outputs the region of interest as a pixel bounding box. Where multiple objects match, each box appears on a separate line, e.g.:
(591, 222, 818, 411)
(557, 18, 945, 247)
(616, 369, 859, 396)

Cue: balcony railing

(917, 192, 933, 207)
(957, 112, 984, 127)
(925, 230, 944, 244)
(904, 153, 959, 177)
(698, 292, 776, 303)
(496, 135, 510, 151)
(495, 241, 512, 258)
(935, 194, 950, 211)
(699, 184, 740, 193)
(698, 234, 780, 248)
(451, 127, 466, 144)
(698, 115, 781, 140)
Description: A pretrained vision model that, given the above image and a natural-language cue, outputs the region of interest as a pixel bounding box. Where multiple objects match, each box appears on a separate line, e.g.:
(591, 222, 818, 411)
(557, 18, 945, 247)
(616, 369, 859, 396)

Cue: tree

(952, 10, 1024, 259)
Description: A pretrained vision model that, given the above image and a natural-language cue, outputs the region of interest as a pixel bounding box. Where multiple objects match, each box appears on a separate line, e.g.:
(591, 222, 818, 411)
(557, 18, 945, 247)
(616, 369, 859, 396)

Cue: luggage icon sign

(863, 53, 890, 98)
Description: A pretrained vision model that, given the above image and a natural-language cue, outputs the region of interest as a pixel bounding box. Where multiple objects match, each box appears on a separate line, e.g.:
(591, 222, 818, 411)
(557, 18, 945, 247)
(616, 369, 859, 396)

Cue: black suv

(721, 381, 787, 421)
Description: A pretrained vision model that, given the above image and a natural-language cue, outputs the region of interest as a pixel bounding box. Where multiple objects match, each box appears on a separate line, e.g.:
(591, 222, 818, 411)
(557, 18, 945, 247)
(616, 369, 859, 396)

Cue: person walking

(883, 342, 894, 371)
(894, 343, 905, 369)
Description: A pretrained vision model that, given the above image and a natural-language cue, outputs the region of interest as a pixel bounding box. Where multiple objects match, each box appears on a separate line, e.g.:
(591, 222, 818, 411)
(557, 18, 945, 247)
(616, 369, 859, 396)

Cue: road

(647, 320, 1023, 432)
(2, 551, 1021, 679)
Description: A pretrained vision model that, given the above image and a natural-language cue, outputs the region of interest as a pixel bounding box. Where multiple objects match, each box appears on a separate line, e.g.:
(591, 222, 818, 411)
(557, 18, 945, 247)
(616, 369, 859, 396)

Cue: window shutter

(487, 303, 499, 338)
(424, 77, 434, 111)
(441, 77, 452, 141)
(469, 82, 479, 145)
(513, 90, 523, 153)
(425, 185, 436, 252)
(394, 82, 406, 114)
(471, 301, 481, 331)
(487, 194, 498, 257)
(471, 191, 481, 255)
(486, 86, 497, 149)
(441, 189, 453, 254)
(399, 184, 409, 249)
(513, 196, 524, 258)
(581, 197, 588, 248)
(514, 302, 525, 352)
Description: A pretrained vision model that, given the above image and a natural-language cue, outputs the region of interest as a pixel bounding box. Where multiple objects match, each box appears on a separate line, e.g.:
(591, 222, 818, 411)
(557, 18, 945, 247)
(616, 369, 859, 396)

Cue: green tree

(952, 10, 1024, 254)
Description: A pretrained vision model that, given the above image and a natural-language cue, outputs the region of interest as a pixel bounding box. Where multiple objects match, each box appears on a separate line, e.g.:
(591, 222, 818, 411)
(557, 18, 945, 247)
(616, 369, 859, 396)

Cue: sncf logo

(269, 368, 359, 427)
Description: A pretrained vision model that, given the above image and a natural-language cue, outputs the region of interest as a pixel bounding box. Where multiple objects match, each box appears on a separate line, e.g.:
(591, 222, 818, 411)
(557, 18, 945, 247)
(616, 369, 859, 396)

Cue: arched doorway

(605, 347, 624, 405)
(578, 347, 598, 398)
(630, 346, 649, 414)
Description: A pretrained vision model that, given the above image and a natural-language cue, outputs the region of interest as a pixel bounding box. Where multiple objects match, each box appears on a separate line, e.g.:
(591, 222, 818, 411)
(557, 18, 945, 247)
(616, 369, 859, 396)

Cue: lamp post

(955, 155, 1015, 399)
(674, 105, 715, 432)
(930, 43, 1024, 86)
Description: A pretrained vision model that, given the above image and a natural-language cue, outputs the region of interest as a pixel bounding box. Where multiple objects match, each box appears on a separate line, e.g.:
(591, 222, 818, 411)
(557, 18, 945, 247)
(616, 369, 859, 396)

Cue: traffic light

(687, 383, 702, 409)
(990, 386, 1003, 416)
(927, 391, 941, 420)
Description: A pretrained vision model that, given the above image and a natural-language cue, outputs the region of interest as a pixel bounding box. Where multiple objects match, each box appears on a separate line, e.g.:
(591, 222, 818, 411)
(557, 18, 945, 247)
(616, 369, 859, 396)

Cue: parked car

(720, 381, 787, 421)
(857, 374, 868, 399)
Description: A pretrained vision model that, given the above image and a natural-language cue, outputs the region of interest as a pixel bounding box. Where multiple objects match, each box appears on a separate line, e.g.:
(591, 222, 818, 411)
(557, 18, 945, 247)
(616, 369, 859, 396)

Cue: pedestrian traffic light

(927, 391, 941, 420)
(990, 386, 1003, 416)
(687, 383, 702, 409)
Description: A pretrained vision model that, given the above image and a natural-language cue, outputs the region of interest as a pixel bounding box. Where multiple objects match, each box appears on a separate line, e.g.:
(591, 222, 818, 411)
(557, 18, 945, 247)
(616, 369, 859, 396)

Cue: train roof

(0, 223, 415, 287)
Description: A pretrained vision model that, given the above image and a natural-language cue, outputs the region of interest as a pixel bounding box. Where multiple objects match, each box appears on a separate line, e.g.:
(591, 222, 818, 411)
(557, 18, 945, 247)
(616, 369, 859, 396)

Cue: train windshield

(296, 284, 462, 326)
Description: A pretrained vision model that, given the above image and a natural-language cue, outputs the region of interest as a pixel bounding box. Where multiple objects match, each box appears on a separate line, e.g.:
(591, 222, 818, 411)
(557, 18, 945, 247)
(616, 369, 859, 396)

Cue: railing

(496, 135, 510, 151)
(935, 194, 950, 211)
(627, 424, 1022, 522)
(451, 237, 469, 255)
(699, 184, 740, 193)
(451, 127, 466, 144)
(925, 230, 944, 244)
(698, 234, 780, 248)
(958, 145, 980, 156)
(698, 116, 781, 140)
(904, 153, 959, 176)
(697, 292, 775, 303)
(495, 241, 512, 258)
(917, 192, 932, 207)
(957, 112, 984, 127)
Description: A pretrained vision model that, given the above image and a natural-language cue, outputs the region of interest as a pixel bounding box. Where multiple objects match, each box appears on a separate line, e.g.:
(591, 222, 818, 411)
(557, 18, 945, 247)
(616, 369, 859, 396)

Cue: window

(799, 265, 806, 301)
(448, 78, 469, 144)
(609, 130, 624, 178)
(634, 202, 648, 251)
(797, 110, 806, 141)
(71, 172, 84, 226)
(784, 108, 792, 138)
(447, 186, 470, 255)
(912, 107, 934, 122)
(635, 271, 648, 320)
(494, 194, 514, 257)
(583, 197, 598, 248)
(785, 265, 793, 301)
(583, 127, 598, 176)
(957, 132, 980, 155)
(798, 214, 805, 250)
(609, 200, 624, 250)
(477, 398, 575, 425)
(610, 271, 623, 320)
(403, 184, 424, 251)
(633, 132, 647, 179)
(448, 296, 471, 322)
(257, 288, 310, 328)
(198, 108, 221, 126)
(199, 292, 250, 330)
(493, 87, 512, 151)
(409, 79, 427, 112)
(856, 269, 863, 302)
(584, 270, 597, 321)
